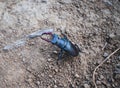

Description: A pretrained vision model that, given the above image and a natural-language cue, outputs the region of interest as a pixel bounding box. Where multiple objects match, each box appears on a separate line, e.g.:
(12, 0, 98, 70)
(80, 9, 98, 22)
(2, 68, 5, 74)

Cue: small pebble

(103, 0, 113, 6)
(41, 73, 44, 77)
(26, 78, 32, 83)
(22, 58, 25, 62)
(68, 78, 72, 82)
(109, 33, 115, 38)
(69, 84, 74, 88)
(61, 81, 67, 87)
(96, 81, 101, 85)
(100, 75, 104, 80)
(53, 51, 58, 54)
(26, 67, 32, 72)
(49, 75, 52, 78)
(103, 52, 109, 58)
(116, 64, 120, 68)
(75, 74, 79, 78)
(114, 64, 120, 74)
(54, 85, 57, 88)
(54, 80, 57, 83)
(118, 56, 120, 61)
(114, 74, 120, 80)
(54, 68, 58, 73)
(102, 80, 111, 87)
(84, 83, 90, 88)
(36, 81, 40, 85)
(28, 41, 35, 46)
(58, 83, 63, 87)
(41, 0, 47, 3)
(47, 86, 51, 88)
(47, 58, 52, 62)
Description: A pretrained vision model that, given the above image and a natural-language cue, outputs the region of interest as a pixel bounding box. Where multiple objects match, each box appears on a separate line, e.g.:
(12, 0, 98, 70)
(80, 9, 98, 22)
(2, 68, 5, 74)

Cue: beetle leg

(74, 44, 81, 52)
(61, 33, 68, 39)
(58, 49, 64, 60)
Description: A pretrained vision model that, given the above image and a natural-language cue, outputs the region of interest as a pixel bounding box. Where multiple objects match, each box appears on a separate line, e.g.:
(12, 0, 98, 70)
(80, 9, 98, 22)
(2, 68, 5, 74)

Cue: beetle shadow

(56, 52, 75, 66)
(49, 47, 75, 66)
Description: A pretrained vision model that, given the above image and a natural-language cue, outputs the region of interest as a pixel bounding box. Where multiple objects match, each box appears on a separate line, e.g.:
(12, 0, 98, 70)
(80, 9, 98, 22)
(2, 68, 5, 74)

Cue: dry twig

(102, 42, 108, 50)
(93, 48, 120, 88)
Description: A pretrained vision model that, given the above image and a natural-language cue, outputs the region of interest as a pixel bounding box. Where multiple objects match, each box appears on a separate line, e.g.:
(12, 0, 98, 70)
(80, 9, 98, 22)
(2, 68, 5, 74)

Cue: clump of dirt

(0, 0, 120, 88)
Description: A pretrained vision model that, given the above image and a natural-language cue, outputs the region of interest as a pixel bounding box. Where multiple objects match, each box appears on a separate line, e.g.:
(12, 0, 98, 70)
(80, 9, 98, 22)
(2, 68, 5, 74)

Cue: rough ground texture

(0, 0, 120, 88)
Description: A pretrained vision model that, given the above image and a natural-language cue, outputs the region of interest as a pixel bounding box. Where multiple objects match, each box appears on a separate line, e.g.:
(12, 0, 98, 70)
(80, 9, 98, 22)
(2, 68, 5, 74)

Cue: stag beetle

(41, 32, 80, 60)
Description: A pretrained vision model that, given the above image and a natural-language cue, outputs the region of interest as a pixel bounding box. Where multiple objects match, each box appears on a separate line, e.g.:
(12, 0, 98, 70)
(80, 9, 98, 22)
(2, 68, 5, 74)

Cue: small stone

(69, 84, 74, 88)
(102, 80, 111, 87)
(84, 83, 90, 88)
(49, 75, 52, 78)
(54, 85, 57, 88)
(53, 51, 58, 54)
(103, 0, 113, 6)
(106, 59, 111, 63)
(114, 74, 120, 80)
(14, 59, 17, 62)
(22, 58, 25, 62)
(28, 41, 35, 46)
(102, 9, 111, 15)
(68, 78, 72, 82)
(85, 75, 90, 80)
(48, 65, 53, 69)
(109, 33, 115, 38)
(26, 67, 32, 72)
(47, 58, 52, 62)
(54, 68, 58, 73)
(18, 83, 22, 86)
(36, 81, 40, 85)
(103, 52, 109, 58)
(90, 0, 96, 2)
(118, 56, 120, 61)
(75, 74, 79, 78)
(116, 64, 120, 69)
(96, 59, 102, 65)
(47, 86, 50, 88)
(27, 78, 32, 83)
(58, 83, 63, 87)
(96, 81, 101, 85)
(100, 75, 104, 80)
(41, 0, 47, 3)
(41, 73, 44, 77)
(28, 75, 32, 78)
(63, 82, 67, 87)
(114, 64, 120, 74)
(54, 80, 57, 83)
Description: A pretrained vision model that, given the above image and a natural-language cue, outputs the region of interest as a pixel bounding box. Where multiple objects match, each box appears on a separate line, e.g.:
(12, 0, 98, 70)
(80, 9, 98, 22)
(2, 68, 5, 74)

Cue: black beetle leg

(74, 44, 81, 52)
(61, 33, 68, 39)
(56, 49, 64, 65)
(58, 49, 64, 60)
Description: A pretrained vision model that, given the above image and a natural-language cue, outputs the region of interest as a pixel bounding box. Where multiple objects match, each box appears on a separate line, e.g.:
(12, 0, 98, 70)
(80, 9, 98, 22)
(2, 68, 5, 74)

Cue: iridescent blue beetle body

(41, 33, 80, 60)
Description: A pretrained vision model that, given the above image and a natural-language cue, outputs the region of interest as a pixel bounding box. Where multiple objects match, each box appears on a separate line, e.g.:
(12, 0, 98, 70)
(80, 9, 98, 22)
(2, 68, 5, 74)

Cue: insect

(41, 32, 80, 60)
(3, 28, 80, 60)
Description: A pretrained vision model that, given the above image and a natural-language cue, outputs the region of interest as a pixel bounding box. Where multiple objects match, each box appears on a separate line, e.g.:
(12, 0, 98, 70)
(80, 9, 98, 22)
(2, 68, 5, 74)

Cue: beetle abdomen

(63, 41, 80, 56)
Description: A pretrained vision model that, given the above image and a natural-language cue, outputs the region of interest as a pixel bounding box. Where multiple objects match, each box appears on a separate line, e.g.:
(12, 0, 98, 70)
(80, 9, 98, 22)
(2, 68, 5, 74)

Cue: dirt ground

(0, 0, 120, 88)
